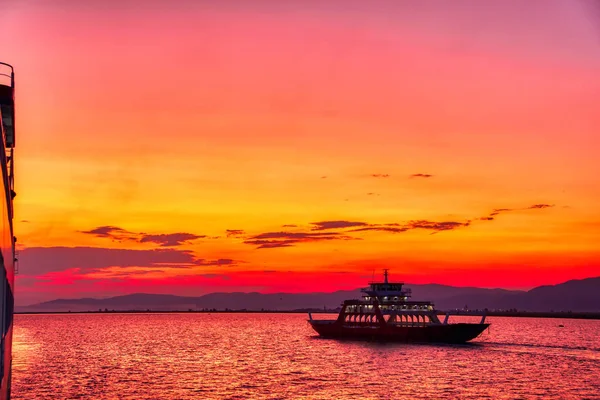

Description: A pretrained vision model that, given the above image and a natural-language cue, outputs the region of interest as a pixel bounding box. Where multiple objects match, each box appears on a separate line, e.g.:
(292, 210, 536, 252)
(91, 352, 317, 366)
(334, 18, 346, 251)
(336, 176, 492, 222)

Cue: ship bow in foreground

(0, 62, 16, 400)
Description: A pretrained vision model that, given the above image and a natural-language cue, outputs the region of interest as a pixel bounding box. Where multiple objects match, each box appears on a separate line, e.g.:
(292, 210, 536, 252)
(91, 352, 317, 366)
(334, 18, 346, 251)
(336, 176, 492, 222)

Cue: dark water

(11, 314, 600, 399)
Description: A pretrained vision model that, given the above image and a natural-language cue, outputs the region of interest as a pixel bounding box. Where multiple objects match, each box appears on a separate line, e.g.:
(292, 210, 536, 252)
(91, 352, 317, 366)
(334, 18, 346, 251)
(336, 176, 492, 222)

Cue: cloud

(19, 247, 198, 275)
(371, 173, 390, 178)
(527, 204, 554, 209)
(410, 173, 433, 178)
(199, 273, 231, 279)
(243, 239, 297, 249)
(282, 224, 298, 228)
(81, 226, 133, 239)
(81, 226, 206, 247)
(311, 221, 369, 231)
(240, 202, 555, 249)
(88, 268, 170, 279)
(350, 220, 469, 234)
(251, 232, 346, 240)
(350, 226, 409, 233)
(140, 233, 206, 247)
(407, 220, 470, 231)
(196, 258, 236, 266)
(244, 231, 357, 249)
(481, 204, 555, 220)
(18, 247, 242, 276)
(312, 219, 468, 234)
(226, 229, 245, 238)
(245, 217, 471, 249)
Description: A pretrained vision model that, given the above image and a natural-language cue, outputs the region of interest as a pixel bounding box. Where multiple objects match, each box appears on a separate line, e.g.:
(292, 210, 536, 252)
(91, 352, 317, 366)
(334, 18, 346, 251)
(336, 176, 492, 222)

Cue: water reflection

(11, 326, 41, 370)
(10, 314, 600, 399)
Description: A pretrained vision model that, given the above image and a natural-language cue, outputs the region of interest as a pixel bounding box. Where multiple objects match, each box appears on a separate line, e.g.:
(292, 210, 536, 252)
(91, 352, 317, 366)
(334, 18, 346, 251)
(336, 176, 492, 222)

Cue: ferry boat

(0, 62, 16, 399)
(308, 270, 489, 343)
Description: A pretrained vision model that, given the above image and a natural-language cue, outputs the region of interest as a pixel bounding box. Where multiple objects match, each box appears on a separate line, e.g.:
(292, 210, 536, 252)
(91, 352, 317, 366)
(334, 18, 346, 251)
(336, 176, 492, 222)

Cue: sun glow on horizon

(3, 0, 600, 305)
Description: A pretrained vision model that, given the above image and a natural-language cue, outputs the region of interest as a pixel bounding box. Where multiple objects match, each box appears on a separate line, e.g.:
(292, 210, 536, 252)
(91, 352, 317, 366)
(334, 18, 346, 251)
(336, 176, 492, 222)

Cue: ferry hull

(309, 321, 489, 344)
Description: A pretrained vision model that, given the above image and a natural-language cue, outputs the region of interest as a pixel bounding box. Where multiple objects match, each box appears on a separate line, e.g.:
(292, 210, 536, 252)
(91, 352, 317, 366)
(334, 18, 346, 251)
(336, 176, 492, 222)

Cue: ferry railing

(0, 63, 15, 222)
(442, 310, 487, 325)
(0, 62, 16, 150)
(0, 109, 14, 221)
(0, 62, 14, 85)
(0, 63, 16, 283)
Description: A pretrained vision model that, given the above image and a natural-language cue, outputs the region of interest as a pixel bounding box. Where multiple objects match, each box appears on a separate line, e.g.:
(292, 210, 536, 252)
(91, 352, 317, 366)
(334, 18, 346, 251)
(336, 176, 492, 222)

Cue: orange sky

(2, 0, 600, 305)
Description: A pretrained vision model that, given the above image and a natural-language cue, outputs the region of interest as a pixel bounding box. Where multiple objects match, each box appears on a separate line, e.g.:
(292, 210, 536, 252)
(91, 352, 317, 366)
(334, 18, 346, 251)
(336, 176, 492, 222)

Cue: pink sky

(1, 0, 599, 305)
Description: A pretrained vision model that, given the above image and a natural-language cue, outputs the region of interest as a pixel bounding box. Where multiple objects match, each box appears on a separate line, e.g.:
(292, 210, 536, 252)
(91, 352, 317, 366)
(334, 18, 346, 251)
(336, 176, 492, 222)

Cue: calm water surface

(11, 314, 600, 399)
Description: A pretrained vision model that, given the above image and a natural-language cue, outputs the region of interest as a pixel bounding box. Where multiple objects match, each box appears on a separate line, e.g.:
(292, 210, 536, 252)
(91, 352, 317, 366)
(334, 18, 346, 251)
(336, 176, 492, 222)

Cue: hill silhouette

(16, 277, 600, 313)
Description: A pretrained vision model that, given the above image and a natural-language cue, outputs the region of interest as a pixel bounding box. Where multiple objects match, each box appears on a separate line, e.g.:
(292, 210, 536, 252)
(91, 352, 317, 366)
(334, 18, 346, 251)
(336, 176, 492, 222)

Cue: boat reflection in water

(309, 270, 489, 344)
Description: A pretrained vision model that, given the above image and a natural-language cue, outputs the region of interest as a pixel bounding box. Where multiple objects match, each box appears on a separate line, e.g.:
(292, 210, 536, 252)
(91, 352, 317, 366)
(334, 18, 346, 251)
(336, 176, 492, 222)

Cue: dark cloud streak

(19, 247, 241, 276)
(140, 233, 206, 247)
(81, 226, 206, 247)
(311, 221, 368, 231)
(244, 231, 357, 249)
(527, 204, 554, 209)
(245, 202, 555, 249)
(226, 229, 245, 238)
(481, 204, 555, 220)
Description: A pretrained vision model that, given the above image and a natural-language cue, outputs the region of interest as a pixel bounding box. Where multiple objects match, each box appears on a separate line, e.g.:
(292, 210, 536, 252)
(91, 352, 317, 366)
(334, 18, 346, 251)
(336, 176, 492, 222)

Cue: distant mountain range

(16, 277, 600, 313)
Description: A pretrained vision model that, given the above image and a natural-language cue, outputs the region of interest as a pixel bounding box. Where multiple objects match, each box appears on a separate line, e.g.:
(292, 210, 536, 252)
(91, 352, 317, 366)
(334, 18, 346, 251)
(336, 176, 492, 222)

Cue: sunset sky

(2, 0, 600, 305)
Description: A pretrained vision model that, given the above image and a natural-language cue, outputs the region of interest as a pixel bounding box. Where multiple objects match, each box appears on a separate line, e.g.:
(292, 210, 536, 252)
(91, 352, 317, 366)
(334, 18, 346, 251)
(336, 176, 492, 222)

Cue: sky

(2, 0, 600, 305)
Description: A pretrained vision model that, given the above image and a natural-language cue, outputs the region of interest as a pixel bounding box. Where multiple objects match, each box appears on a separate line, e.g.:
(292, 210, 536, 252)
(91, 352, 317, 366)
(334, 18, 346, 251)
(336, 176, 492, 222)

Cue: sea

(11, 313, 600, 399)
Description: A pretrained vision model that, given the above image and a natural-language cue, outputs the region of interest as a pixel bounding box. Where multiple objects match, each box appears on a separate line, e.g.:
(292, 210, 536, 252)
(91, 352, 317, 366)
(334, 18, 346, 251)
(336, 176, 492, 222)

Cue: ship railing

(0, 63, 13, 88)
(0, 109, 14, 222)
(0, 62, 15, 227)
(360, 289, 412, 297)
(0, 62, 15, 149)
(441, 310, 487, 325)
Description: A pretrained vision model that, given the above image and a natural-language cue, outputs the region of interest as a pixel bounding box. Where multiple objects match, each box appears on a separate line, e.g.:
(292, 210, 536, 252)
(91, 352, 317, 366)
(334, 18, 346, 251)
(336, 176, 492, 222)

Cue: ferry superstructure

(0, 62, 16, 400)
(308, 270, 489, 343)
